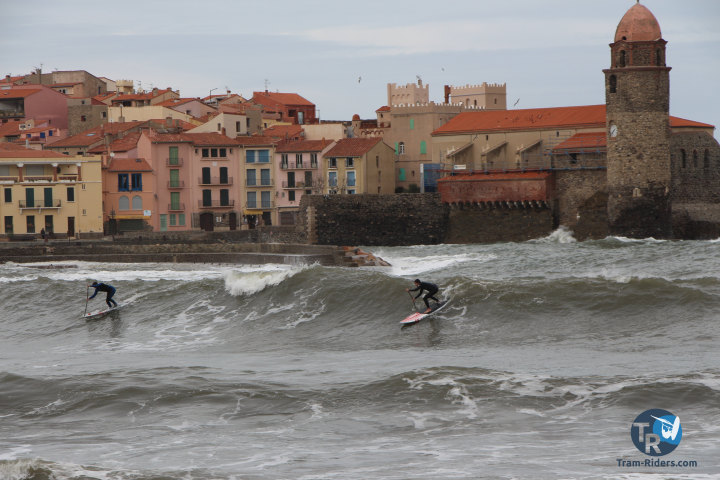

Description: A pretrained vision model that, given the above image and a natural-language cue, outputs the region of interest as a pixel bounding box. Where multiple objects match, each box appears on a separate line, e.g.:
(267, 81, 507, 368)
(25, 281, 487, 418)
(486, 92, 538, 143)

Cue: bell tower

(603, 1, 672, 238)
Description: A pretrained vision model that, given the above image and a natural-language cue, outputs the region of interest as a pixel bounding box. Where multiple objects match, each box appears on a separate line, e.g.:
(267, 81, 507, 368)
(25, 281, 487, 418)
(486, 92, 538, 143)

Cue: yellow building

(0, 144, 103, 238)
(322, 138, 396, 195)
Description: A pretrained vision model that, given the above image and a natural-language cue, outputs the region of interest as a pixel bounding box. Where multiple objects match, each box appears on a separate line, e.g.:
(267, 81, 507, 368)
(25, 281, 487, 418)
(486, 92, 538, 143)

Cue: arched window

(118, 195, 129, 210)
(693, 150, 698, 168)
(680, 149, 687, 168)
(398, 142, 405, 155)
(132, 195, 142, 210)
(656, 49, 663, 66)
(619, 50, 626, 67)
(609, 75, 617, 94)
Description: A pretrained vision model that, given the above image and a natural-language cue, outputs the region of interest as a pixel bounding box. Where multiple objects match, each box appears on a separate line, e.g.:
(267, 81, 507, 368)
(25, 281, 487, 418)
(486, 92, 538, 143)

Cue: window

(131, 173, 142, 191)
(118, 195, 130, 210)
(25, 188, 35, 208)
(169, 169, 180, 188)
(681, 149, 687, 169)
(281, 154, 288, 169)
(170, 192, 181, 210)
(376, 155, 379, 168)
(220, 189, 229, 206)
(420, 141, 427, 154)
(310, 153, 318, 167)
(261, 191, 271, 208)
(346, 157, 354, 168)
(287, 171, 295, 188)
(132, 195, 142, 210)
(619, 50, 626, 67)
(609, 75, 617, 94)
(398, 142, 405, 154)
(202, 167, 211, 184)
(118, 174, 129, 191)
(202, 189, 212, 207)
(236, 121, 241, 133)
(288, 190, 296, 202)
(693, 150, 698, 168)
(219, 148, 226, 157)
(258, 150, 270, 163)
(247, 150, 256, 163)
(4, 188, 11, 203)
(247, 169, 256, 186)
(26, 215, 35, 233)
(178, 214, 185, 226)
(329, 158, 337, 168)
(409, 118, 414, 130)
(348, 190, 356, 195)
(705, 149, 710, 169)
(170, 214, 176, 226)
(399, 168, 406, 181)
(347, 171, 356, 187)
(202, 148, 210, 158)
(328, 171, 337, 188)
(81, 115, 87, 122)
(295, 153, 302, 167)
(220, 167, 229, 184)
(169, 146, 179, 165)
(260, 169, 271, 186)
(247, 191, 257, 208)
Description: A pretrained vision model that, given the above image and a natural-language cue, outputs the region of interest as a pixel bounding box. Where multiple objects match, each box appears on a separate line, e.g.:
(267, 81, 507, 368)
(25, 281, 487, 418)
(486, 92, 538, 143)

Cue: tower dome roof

(614, 2, 662, 42)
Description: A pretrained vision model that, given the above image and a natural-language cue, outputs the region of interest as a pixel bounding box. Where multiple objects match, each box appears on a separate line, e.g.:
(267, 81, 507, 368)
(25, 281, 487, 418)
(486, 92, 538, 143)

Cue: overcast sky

(2, 0, 719, 131)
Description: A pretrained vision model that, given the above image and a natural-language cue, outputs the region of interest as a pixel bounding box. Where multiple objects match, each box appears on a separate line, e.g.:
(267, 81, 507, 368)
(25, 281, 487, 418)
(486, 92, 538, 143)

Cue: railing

(165, 158, 184, 166)
(168, 180, 186, 188)
(58, 175, 78, 182)
(198, 176, 233, 185)
(23, 176, 53, 183)
(168, 203, 185, 211)
(198, 199, 235, 208)
(281, 180, 310, 189)
(0, 111, 24, 118)
(245, 201, 275, 209)
(0, 176, 18, 183)
(246, 180, 274, 187)
(280, 162, 317, 170)
(19, 199, 62, 209)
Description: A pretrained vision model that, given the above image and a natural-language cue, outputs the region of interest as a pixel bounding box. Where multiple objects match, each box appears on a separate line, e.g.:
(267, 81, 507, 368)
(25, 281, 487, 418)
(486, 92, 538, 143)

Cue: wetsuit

(410, 281, 439, 309)
(89, 283, 118, 309)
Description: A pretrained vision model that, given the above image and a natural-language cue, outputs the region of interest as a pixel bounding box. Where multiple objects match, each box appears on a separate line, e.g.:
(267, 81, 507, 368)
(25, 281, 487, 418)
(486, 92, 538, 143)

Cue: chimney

(444, 85, 451, 104)
(221, 127, 226, 136)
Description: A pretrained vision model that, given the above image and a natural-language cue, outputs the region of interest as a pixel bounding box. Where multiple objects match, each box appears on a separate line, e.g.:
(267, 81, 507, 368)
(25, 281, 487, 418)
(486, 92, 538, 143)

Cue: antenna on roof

(264, 78, 270, 93)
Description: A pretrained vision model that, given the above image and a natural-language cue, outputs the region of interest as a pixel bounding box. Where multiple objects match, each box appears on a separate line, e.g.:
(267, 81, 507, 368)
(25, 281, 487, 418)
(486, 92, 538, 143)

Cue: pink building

(275, 139, 335, 225)
(137, 131, 242, 231)
(0, 85, 69, 130)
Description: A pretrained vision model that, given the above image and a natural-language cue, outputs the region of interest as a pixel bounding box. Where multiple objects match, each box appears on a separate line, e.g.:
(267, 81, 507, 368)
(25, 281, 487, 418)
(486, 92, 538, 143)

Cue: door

(229, 212, 237, 230)
(45, 215, 53, 234)
(44, 188, 53, 207)
(25, 188, 35, 208)
(169, 169, 180, 188)
(202, 189, 212, 207)
(67, 217, 75, 237)
(169, 146, 179, 165)
(200, 212, 214, 231)
(219, 167, 228, 184)
(160, 214, 168, 232)
(202, 167, 211, 185)
(287, 171, 295, 188)
(304, 171, 313, 189)
(4, 216, 13, 235)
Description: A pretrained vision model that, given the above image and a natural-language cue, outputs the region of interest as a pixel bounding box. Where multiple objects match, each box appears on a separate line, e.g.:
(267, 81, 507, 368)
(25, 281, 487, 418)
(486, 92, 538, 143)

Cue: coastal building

(236, 136, 278, 227)
(103, 157, 155, 234)
(187, 111, 249, 138)
(275, 139, 335, 225)
(250, 90, 316, 125)
(434, 1, 720, 240)
(321, 138, 395, 195)
(12, 69, 108, 99)
(0, 84, 69, 131)
(0, 143, 103, 238)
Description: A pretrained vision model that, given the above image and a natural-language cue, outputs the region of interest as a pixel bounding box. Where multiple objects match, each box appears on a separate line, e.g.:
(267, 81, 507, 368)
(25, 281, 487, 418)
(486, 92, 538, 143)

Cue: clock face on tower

(610, 124, 618, 137)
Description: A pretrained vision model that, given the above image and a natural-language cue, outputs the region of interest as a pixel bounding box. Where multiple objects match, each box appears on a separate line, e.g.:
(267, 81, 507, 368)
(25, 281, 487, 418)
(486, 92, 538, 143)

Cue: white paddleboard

(400, 299, 450, 325)
(84, 304, 123, 319)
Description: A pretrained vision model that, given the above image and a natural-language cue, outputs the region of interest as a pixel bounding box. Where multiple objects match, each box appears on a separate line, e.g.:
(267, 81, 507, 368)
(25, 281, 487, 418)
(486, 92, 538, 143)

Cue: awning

(446, 142, 473, 158)
(481, 141, 507, 156)
(243, 209, 266, 215)
(515, 139, 542, 153)
(114, 214, 148, 220)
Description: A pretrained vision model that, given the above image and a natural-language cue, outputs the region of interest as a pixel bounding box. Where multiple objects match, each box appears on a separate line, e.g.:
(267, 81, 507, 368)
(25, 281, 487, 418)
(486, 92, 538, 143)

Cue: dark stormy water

(1, 229, 719, 479)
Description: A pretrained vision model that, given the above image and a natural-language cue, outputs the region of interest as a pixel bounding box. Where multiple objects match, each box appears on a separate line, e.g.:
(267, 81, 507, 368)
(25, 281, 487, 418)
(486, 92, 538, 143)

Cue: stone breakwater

(0, 241, 390, 268)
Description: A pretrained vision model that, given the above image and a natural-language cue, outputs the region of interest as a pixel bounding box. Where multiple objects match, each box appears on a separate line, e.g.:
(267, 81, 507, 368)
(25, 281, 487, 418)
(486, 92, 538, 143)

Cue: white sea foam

(224, 266, 302, 296)
(536, 226, 577, 243)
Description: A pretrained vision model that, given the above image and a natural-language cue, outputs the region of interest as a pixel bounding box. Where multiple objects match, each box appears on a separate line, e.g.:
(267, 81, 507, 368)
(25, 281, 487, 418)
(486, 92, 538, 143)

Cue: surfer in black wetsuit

(89, 281, 118, 309)
(406, 279, 440, 314)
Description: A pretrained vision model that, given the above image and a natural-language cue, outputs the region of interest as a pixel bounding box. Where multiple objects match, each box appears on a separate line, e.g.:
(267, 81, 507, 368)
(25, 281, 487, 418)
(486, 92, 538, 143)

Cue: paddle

(407, 290, 419, 312)
(84, 284, 90, 316)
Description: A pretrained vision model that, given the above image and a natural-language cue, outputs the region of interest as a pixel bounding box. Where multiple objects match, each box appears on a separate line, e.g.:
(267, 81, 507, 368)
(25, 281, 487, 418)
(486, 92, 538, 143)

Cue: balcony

(165, 158, 184, 166)
(19, 199, 62, 210)
(0, 110, 24, 118)
(58, 175, 78, 182)
(280, 162, 318, 170)
(198, 199, 235, 209)
(22, 176, 54, 183)
(281, 180, 311, 189)
(246, 180, 274, 188)
(167, 180, 186, 188)
(168, 203, 185, 211)
(0, 176, 18, 184)
(198, 176, 233, 186)
(245, 200, 275, 209)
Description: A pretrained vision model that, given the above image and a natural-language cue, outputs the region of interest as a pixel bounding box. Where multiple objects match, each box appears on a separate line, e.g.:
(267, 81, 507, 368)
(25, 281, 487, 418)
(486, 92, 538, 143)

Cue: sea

(1, 228, 719, 480)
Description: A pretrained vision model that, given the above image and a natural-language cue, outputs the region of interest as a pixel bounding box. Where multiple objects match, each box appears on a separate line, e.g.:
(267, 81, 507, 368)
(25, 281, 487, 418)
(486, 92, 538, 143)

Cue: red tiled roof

(148, 131, 237, 146)
(552, 132, 607, 152)
(234, 135, 277, 146)
(0, 87, 42, 98)
(433, 105, 714, 134)
(264, 124, 303, 138)
(376, 106, 391, 112)
(147, 118, 196, 131)
(108, 157, 152, 172)
(324, 137, 384, 157)
(88, 131, 142, 154)
(252, 91, 314, 107)
(154, 98, 202, 108)
(0, 143, 68, 158)
(275, 139, 333, 153)
(49, 121, 146, 148)
(0, 75, 24, 84)
(0, 121, 23, 137)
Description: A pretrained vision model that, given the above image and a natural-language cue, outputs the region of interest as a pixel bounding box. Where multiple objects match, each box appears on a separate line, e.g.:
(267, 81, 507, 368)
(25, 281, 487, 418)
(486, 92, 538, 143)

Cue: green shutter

(420, 140, 427, 154)
(394, 142, 399, 154)
(409, 118, 414, 130)
(399, 168, 406, 181)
